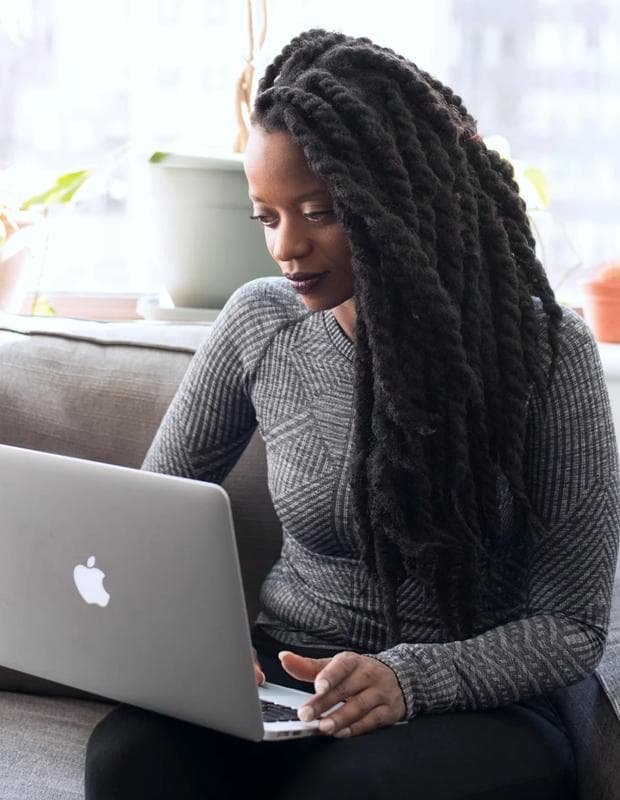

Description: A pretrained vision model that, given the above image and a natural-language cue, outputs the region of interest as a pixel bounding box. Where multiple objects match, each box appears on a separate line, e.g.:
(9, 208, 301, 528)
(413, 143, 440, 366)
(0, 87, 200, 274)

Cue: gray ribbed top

(143, 277, 620, 719)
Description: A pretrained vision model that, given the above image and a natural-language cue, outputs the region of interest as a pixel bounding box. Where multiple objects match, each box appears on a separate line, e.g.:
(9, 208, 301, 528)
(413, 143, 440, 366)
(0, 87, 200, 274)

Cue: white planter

(149, 153, 277, 309)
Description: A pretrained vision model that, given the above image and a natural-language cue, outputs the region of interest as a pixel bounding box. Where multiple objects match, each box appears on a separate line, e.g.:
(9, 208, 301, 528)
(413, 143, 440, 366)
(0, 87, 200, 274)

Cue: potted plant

(0, 167, 91, 314)
(146, 0, 276, 315)
(0, 203, 39, 314)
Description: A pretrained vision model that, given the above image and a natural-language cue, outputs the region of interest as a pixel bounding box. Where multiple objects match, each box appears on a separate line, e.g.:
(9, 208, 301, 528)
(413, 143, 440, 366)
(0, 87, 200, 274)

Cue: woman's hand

(253, 647, 266, 686)
(279, 650, 406, 738)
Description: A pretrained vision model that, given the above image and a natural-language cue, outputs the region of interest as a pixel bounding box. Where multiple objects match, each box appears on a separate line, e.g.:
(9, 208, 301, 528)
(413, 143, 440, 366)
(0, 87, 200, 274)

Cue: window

(2, 0, 618, 306)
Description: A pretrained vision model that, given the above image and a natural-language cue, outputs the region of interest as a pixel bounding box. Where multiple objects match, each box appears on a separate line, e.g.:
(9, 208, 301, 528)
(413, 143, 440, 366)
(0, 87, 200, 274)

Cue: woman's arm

(143, 279, 290, 483)
(284, 309, 619, 732)
(373, 309, 620, 718)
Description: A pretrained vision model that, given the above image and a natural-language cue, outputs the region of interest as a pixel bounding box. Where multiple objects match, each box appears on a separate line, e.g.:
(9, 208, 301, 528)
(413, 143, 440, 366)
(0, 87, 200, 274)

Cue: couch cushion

(0, 314, 210, 468)
(0, 692, 113, 800)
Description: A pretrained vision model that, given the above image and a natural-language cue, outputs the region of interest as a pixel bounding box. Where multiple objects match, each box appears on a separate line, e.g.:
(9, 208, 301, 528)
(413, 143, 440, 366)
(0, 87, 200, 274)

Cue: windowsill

(19, 292, 143, 321)
(15, 293, 586, 324)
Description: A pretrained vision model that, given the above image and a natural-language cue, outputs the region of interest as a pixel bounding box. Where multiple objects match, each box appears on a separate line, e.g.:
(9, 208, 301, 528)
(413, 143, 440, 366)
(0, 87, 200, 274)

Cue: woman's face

(244, 127, 354, 315)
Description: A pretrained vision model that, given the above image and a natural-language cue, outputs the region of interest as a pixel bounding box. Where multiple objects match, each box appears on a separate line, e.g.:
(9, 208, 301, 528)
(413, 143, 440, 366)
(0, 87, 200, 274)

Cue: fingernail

(319, 718, 335, 734)
(315, 678, 329, 695)
(298, 706, 314, 722)
(334, 727, 351, 738)
(278, 651, 293, 661)
(259, 672, 266, 686)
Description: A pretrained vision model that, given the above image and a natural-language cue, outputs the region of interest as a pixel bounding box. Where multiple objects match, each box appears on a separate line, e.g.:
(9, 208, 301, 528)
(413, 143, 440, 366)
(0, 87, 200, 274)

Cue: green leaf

(31, 295, 56, 316)
(523, 167, 549, 210)
(20, 169, 92, 210)
(149, 151, 170, 163)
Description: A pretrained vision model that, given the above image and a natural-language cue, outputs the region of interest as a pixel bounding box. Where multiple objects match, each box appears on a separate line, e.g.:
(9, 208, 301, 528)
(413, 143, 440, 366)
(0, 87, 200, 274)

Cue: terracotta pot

(581, 279, 620, 343)
(0, 236, 30, 314)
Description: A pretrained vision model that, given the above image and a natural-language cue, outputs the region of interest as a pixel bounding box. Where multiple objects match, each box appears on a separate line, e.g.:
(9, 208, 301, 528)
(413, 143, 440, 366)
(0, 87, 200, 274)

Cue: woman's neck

(331, 298, 357, 342)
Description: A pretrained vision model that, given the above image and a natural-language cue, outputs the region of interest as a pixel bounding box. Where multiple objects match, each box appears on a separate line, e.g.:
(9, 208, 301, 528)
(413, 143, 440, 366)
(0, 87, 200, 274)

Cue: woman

(85, 29, 619, 799)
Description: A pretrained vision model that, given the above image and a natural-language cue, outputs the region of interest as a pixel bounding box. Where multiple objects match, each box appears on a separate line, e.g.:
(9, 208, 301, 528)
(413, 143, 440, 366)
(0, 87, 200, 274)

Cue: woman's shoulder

(556, 303, 595, 348)
(224, 276, 307, 324)
(201, 276, 311, 368)
(530, 299, 605, 411)
(532, 298, 598, 367)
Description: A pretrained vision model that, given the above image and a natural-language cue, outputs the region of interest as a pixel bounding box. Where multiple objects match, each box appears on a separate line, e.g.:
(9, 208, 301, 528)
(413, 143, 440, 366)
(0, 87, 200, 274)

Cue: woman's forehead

(244, 127, 329, 201)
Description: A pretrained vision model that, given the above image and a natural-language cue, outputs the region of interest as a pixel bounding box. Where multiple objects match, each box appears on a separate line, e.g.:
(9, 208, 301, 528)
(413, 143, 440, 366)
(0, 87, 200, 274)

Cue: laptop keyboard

(261, 699, 300, 723)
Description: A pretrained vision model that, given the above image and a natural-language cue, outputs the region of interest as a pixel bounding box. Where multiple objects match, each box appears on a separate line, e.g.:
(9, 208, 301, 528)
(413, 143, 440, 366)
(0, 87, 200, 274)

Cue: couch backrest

(0, 314, 282, 620)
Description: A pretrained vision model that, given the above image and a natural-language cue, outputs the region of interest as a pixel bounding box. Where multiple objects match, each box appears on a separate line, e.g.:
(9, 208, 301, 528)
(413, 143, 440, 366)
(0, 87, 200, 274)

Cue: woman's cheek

(264, 230, 278, 263)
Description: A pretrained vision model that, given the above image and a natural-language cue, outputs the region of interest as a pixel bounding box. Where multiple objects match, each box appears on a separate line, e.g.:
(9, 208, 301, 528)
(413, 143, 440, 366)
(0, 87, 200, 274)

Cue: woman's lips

(286, 272, 328, 294)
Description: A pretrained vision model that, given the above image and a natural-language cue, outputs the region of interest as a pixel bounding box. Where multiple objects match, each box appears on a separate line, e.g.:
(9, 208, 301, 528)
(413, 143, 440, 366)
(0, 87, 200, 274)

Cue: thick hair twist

(252, 30, 563, 643)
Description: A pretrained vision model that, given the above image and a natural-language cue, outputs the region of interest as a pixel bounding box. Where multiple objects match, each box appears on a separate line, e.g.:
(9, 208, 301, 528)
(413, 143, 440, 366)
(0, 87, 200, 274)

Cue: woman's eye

(304, 210, 335, 223)
(249, 210, 335, 227)
(249, 214, 277, 227)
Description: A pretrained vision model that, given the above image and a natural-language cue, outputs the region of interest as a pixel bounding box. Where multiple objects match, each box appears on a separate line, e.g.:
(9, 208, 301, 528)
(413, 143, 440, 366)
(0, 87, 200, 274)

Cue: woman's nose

(269, 219, 312, 263)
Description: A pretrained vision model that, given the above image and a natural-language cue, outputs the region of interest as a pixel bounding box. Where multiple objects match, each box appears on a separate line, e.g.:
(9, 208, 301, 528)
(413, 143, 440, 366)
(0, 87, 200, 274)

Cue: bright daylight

(0, 2, 619, 799)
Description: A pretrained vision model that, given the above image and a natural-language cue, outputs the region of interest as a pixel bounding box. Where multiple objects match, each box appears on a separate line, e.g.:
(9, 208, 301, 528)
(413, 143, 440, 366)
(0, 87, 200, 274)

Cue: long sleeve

(142, 278, 303, 483)
(374, 310, 620, 718)
(142, 296, 256, 483)
(142, 278, 309, 482)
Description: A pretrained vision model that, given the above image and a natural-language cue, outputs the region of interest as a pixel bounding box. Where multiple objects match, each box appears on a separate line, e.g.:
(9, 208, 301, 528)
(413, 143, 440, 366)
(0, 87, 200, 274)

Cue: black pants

(85, 630, 577, 800)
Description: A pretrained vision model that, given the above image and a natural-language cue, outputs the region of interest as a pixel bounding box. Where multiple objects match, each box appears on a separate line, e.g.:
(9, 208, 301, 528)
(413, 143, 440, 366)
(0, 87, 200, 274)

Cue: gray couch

(0, 312, 618, 799)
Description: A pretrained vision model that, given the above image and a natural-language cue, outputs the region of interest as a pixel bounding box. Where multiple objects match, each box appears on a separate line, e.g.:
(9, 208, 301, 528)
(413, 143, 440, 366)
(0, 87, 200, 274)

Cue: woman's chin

(296, 292, 355, 314)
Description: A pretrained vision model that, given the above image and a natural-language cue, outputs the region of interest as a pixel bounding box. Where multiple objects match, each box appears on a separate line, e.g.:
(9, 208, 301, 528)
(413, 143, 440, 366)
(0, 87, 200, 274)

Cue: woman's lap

(282, 701, 576, 800)
(85, 646, 576, 800)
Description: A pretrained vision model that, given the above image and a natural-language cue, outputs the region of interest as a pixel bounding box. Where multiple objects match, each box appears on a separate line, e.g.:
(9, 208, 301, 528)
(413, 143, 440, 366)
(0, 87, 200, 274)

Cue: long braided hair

(252, 29, 563, 643)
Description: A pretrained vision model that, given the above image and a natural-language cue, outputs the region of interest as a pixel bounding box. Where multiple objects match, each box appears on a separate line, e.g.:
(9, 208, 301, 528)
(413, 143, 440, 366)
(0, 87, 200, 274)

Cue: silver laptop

(0, 443, 324, 741)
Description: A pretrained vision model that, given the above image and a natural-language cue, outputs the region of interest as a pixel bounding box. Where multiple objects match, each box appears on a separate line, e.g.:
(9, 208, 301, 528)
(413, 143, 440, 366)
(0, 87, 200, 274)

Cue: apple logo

(73, 556, 110, 607)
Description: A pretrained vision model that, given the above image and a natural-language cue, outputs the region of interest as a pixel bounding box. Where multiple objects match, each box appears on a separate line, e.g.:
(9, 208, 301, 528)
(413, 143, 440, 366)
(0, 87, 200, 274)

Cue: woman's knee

(84, 705, 202, 800)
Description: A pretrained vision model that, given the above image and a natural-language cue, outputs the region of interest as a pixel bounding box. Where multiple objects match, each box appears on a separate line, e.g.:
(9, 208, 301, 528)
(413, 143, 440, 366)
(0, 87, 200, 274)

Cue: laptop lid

(0, 444, 265, 741)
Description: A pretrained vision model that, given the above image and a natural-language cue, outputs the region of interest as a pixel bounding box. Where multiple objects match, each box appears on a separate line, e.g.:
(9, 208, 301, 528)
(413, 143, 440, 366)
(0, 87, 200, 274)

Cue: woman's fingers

(278, 651, 331, 682)
(314, 650, 364, 696)
(252, 647, 265, 686)
(295, 652, 406, 735)
(327, 702, 397, 739)
(277, 649, 406, 736)
(297, 651, 371, 717)
(319, 689, 402, 736)
(255, 663, 265, 685)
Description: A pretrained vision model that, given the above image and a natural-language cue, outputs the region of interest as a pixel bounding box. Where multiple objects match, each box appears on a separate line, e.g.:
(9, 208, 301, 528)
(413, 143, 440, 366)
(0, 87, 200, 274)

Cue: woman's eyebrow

(249, 188, 330, 203)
